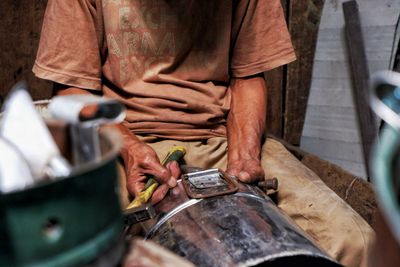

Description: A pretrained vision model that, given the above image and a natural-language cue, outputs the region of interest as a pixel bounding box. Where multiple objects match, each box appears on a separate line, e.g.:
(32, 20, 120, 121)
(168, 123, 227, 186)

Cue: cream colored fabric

(261, 139, 373, 267)
(119, 137, 374, 267)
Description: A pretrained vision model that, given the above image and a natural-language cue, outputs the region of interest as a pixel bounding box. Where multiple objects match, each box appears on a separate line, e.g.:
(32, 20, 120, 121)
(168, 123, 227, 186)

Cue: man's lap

(261, 139, 373, 267)
(120, 136, 374, 266)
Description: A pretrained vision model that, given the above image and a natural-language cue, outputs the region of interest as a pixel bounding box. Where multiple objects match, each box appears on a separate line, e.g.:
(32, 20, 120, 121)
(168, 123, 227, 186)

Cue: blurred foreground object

(0, 128, 124, 267)
(49, 95, 125, 165)
(0, 87, 125, 267)
(0, 82, 70, 192)
(139, 180, 341, 267)
(123, 239, 194, 267)
(0, 138, 34, 192)
(369, 70, 400, 266)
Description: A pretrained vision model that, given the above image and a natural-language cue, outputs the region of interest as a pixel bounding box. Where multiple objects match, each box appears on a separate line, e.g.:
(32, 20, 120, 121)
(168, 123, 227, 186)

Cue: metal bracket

(181, 168, 238, 199)
(123, 203, 156, 225)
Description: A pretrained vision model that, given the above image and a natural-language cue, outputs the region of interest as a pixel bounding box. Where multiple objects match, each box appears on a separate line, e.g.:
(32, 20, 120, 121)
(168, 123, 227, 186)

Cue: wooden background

(300, 0, 400, 178)
(0, 0, 325, 145)
(0, 0, 51, 102)
(266, 0, 324, 144)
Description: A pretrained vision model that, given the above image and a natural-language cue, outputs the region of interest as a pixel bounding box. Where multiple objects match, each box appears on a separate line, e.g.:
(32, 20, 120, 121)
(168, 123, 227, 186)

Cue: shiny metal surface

(370, 70, 400, 246)
(182, 169, 238, 199)
(145, 198, 202, 239)
(370, 71, 400, 129)
(143, 182, 341, 267)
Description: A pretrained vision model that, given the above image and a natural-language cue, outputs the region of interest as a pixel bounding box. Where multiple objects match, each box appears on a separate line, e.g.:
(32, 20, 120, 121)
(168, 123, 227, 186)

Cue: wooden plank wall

(266, 0, 324, 142)
(343, 1, 378, 178)
(0, 0, 323, 146)
(264, 0, 289, 138)
(0, 0, 52, 104)
(284, 0, 325, 145)
(301, 0, 400, 179)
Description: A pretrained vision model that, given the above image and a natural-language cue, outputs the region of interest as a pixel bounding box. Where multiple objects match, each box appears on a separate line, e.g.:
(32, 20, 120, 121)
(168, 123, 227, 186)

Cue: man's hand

(122, 140, 180, 204)
(226, 74, 267, 183)
(120, 132, 181, 205)
(53, 84, 179, 204)
(227, 157, 264, 183)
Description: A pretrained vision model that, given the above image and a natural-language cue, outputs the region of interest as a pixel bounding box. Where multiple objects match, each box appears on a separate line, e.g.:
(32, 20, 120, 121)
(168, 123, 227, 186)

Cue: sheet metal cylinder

(143, 182, 342, 267)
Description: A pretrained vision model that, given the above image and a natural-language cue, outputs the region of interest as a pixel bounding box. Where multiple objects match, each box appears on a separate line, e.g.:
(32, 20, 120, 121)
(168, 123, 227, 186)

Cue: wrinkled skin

(54, 74, 267, 203)
(226, 74, 267, 183)
(119, 132, 181, 204)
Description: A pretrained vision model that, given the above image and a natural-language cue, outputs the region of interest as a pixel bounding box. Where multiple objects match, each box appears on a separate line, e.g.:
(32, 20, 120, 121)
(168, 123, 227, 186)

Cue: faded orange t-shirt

(33, 0, 295, 140)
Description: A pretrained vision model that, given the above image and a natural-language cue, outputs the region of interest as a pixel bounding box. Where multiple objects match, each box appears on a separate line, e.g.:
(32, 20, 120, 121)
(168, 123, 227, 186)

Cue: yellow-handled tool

(125, 146, 186, 210)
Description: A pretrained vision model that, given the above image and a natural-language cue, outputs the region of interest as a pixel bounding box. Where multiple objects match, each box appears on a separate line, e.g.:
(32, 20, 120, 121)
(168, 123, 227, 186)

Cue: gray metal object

(186, 169, 227, 188)
(49, 95, 126, 165)
(370, 70, 400, 245)
(0, 128, 124, 267)
(142, 182, 341, 267)
(123, 203, 156, 225)
(182, 169, 238, 199)
(70, 124, 102, 164)
(370, 70, 400, 129)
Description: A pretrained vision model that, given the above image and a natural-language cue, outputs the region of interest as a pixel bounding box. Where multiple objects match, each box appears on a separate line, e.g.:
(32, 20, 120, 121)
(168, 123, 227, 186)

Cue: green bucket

(0, 129, 123, 267)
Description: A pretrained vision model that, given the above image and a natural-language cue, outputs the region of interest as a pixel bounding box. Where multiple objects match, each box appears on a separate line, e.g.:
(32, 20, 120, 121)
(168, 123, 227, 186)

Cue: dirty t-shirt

(33, 0, 296, 140)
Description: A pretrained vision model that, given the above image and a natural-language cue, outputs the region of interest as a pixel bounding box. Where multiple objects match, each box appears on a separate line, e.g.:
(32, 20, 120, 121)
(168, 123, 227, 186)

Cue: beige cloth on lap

(119, 137, 373, 267)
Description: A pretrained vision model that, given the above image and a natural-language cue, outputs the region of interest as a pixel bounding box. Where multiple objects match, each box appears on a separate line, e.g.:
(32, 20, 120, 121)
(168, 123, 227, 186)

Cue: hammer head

(123, 203, 156, 225)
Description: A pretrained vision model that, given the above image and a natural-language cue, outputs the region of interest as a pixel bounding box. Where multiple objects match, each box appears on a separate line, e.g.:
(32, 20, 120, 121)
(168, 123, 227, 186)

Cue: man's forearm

(227, 74, 267, 161)
(52, 82, 177, 203)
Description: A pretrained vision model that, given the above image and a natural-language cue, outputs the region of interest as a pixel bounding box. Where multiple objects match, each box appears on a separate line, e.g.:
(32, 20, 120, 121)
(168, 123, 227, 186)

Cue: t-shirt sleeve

(33, 0, 102, 90)
(230, 0, 296, 78)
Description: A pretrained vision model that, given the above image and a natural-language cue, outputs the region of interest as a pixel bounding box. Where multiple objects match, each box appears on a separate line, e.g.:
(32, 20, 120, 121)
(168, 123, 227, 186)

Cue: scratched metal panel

(144, 183, 341, 267)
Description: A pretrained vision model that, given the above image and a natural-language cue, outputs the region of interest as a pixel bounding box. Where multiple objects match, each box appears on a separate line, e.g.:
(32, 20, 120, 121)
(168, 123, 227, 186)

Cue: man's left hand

(225, 74, 267, 184)
(226, 157, 264, 183)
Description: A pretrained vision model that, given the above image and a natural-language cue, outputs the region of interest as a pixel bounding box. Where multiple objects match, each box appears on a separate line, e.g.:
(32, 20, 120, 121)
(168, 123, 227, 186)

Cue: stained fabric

(33, 0, 295, 140)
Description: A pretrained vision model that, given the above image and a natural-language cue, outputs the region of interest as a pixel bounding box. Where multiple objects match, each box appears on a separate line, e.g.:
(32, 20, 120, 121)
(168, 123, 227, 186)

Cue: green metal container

(371, 126, 400, 245)
(369, 71, 400, 245)
(0, 129, 123, 267)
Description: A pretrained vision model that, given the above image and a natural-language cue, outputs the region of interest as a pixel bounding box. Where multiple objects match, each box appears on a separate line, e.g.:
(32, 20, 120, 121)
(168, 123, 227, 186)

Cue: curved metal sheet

(143, 182, 341, 267)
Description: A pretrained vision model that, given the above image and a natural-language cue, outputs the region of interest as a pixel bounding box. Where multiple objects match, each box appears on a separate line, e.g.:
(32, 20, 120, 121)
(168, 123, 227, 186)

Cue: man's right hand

(53, 84, 179, 204)
(120, 137, 181, 205)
